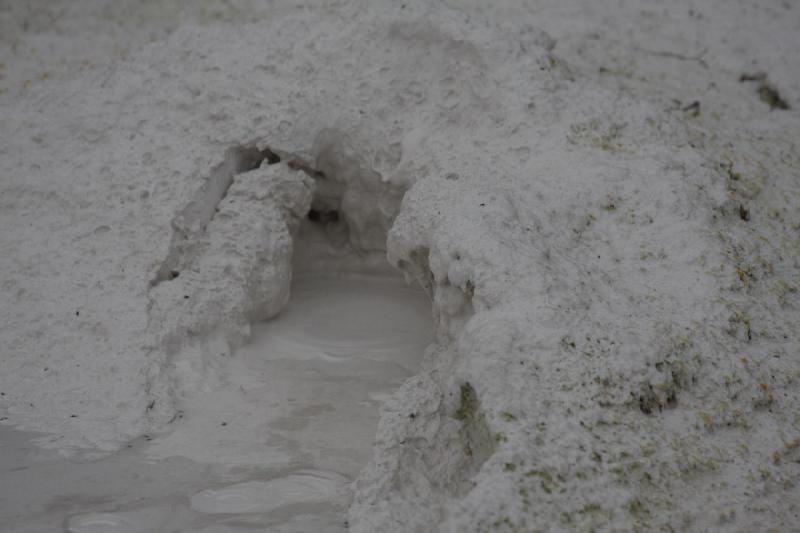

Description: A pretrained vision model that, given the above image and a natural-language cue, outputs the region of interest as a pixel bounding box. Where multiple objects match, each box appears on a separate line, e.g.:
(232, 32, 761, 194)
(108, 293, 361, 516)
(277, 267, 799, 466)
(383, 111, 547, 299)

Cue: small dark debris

(169, 270, 180, 280)
(739, 204, 750, 221)
(409, 413, 416, 419)
(758, 83, 790, 110)
(740, 72, 790, 110)
(144, 435, 152, 441)
(682, 101, 700, 117)
(479, 203, 486, 207)
(0, 417, 7, 421)
(639, 398, 652, 415)
(183, 295, 190, 299)
(147, 400, 156, 411)
(459, 279, 473, 300)
(666, 390, 677, 407)
(43, 367, 48, 372)
(167, 410, 184, 424)
(638, 392, 661, 415)
(739, 72, 767, 82)
(221, 422, 227, 426)
(75, 311, 80, 316)
(70, 414, 77, 418)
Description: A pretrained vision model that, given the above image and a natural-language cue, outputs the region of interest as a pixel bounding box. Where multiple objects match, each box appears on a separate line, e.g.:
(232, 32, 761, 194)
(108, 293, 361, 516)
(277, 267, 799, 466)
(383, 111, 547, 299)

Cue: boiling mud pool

(0, 274, 432, 532)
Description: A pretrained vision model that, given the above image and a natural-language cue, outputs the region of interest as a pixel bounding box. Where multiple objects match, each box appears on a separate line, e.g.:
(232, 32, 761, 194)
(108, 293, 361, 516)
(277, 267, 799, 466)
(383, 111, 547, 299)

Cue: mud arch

(143, 130, 414, 427)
